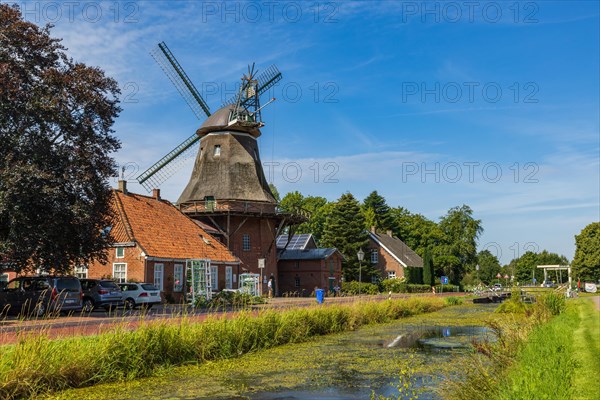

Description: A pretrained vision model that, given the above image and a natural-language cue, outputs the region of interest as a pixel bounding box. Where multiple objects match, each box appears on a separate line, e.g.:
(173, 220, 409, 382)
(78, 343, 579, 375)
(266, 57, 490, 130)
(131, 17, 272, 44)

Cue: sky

(13, 0, 600, 264)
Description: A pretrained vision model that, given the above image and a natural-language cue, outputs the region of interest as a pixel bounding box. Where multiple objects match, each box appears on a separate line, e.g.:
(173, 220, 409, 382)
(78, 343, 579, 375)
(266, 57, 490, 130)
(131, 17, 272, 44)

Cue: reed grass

(442, 298, 598, 400)
(0, 297, 446, 399)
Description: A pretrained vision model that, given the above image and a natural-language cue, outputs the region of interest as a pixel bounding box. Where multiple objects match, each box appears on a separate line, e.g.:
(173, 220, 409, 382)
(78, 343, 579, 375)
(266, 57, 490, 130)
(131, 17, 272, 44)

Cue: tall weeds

(442, 295, 581, 400)
(0, 297, 446, 399)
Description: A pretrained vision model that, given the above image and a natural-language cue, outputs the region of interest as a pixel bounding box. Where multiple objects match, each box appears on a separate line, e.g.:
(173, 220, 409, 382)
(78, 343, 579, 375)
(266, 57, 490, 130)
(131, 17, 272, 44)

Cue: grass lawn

(497, 297, 600, 400)
(572, 298, 600, 400)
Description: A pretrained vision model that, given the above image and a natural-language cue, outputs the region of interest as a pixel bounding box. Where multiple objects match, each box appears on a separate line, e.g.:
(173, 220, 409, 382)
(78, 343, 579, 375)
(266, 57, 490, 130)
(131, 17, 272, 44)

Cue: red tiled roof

(111, 190, 238, 263)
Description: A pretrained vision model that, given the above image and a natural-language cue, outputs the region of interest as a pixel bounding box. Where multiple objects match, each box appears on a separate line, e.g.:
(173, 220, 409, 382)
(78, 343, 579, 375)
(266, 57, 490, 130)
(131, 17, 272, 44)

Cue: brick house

(367, 229, 423, 281)
(276, 234, 343, 295)
(85, 182, 239, 302)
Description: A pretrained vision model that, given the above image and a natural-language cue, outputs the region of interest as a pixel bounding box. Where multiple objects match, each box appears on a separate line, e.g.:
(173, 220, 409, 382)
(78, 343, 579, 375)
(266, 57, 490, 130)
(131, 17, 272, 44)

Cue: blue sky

(16, 0, 599, 264)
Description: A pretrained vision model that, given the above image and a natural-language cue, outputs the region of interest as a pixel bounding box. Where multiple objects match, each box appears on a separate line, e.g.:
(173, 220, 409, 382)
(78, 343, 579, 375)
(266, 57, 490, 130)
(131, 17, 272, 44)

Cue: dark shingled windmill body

(137, 42, 299, 292)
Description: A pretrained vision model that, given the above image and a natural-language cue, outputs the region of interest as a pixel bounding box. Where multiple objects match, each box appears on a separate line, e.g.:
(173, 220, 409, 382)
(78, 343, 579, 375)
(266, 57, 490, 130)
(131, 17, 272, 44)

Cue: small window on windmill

(200, 147, 203, 157)
(204, 196, 216, 211)
(213, 145, 221, 157)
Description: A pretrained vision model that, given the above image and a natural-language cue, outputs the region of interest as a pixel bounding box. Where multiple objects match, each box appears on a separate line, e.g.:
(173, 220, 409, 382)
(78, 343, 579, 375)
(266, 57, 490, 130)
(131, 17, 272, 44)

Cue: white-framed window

(113, 263, 127, 283)
(174, 264, 183, 292)
(387, 271, 396, 279)
(371, 250, 378, 264)
(225, 266, 233, 289)
(74, 265, 88, 279)
(371, 275, 378, 284)
(116, 247, 125, 258)
(214, 145, 221, 156)
(211, 265, 218, 290)
(294, 276, 300, 288)
(242, 234, 250, 251)
(154, 263, 164, 291)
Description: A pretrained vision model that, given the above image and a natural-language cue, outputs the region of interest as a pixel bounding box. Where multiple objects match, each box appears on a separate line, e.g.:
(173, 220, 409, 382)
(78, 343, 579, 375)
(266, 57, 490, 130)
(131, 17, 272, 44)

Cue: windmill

(136, 41, 282, 196)
(138, 42, 298, 292)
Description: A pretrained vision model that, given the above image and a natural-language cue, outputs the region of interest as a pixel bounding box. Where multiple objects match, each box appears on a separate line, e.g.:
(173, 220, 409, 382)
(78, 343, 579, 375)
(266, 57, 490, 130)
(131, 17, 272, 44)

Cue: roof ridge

(113, 190, 135, 242)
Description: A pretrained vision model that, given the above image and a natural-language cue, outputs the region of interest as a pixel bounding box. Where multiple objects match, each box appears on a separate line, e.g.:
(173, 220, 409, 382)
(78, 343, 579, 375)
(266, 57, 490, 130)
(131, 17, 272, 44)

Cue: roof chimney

(370, 226, 376, 233)
(152, 188, 161, 200)
(387, 230, 393, 237)
(118, 180, 127, 194)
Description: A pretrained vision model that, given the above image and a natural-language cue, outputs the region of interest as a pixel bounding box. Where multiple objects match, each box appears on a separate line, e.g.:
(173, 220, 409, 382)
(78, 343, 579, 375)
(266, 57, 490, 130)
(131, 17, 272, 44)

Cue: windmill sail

(137, 133, 200, 191)
(137, 42, 213, 192)
(151, 42, 211, 119)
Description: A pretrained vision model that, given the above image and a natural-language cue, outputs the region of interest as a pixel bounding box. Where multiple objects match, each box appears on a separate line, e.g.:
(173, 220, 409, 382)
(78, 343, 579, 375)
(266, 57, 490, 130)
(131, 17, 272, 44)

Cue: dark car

(0, 276, 82, 317)
(80, 279, 124, 312)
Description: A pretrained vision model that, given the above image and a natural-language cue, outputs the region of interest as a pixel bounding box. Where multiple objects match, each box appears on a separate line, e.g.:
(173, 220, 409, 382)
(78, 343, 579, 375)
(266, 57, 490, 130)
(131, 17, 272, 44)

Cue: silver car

(80, 279, 124, 312)
(118, 283, 162, 310)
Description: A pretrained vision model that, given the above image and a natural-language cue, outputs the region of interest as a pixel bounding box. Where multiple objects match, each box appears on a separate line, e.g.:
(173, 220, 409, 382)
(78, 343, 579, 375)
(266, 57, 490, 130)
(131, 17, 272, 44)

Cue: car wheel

(124, 298, 136, 310)
(82, 298, 94, 313)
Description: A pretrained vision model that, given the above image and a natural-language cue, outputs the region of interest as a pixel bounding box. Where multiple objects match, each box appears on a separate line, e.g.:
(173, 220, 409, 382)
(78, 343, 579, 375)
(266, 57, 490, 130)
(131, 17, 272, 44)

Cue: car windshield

(141, 284, 158, 291)
(100, 281, 119, 289)
(55, 278, 81, 292)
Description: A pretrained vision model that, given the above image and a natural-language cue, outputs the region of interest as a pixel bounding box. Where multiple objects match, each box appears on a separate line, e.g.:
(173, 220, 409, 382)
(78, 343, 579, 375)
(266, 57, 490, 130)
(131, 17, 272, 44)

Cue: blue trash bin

(315, 288, 325, 304)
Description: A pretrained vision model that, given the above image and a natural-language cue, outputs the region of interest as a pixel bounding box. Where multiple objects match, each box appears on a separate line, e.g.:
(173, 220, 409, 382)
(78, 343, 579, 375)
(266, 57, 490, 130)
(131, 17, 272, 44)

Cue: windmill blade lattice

(151, 42, 211, 119)
(137, 133, 200, 192)
(222, 64, 282, 107)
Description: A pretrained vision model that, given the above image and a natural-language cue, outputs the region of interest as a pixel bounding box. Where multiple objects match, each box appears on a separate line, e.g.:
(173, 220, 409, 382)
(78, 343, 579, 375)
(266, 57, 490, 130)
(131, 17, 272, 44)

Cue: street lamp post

(357, 248, 365, 297)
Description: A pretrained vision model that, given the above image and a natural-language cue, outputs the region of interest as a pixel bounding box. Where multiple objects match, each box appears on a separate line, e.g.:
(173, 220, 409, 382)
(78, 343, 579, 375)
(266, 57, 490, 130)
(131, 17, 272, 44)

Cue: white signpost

(258, 258, 265, 296)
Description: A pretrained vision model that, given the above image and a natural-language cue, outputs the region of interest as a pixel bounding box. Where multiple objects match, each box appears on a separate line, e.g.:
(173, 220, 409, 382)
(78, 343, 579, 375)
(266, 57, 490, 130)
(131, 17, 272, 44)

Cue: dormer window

(214, 145, 221, 157)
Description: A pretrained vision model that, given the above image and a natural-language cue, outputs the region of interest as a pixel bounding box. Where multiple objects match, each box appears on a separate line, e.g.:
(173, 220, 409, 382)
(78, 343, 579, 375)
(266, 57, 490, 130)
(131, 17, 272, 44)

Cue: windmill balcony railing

(179, 199, 278, 215)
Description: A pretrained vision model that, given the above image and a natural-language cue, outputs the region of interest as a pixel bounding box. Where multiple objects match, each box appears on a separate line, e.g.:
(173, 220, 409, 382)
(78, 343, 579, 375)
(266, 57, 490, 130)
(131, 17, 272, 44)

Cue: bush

(445, 296, 464, 306)
(341, 281, 379, 295)
(496, 297, 530, 314)
(537, 292, 566, 316)
(434, 284, 460, 293)
(380, 280, 433, 294)
(381, 278, 405, 293)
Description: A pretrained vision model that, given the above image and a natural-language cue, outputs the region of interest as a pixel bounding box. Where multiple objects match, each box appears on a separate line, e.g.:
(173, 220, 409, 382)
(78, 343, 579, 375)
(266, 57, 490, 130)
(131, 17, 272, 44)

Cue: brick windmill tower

(137, 42, 296, 293)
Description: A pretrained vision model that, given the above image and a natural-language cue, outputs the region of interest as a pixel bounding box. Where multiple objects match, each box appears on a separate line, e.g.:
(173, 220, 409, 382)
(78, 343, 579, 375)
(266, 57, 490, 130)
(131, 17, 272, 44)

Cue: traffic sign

(441, 276, 449, 285)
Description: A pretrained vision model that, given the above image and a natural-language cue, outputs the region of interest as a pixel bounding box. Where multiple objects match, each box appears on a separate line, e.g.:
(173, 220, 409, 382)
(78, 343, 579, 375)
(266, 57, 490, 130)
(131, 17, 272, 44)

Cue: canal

(49, 303, 501, 400)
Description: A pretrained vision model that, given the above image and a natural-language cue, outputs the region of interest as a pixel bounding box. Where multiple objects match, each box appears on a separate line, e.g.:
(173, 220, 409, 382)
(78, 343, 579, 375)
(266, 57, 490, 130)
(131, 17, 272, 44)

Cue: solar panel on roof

(276, 234, 312, 250)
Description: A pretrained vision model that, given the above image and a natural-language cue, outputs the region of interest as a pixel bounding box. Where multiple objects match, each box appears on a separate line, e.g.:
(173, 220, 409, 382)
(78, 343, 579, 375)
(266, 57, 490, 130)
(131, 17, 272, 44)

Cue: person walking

(267, 277, 273, 299)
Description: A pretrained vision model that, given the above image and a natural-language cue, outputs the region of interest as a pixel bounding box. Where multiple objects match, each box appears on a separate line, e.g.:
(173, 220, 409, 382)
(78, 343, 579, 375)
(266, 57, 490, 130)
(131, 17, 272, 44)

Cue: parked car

(0, 276, 82, 317)
(491, 283, 503, 291)
(541, 280, 556, 288)
(80, 279, 124, 312)
(118, 283, 162, 310)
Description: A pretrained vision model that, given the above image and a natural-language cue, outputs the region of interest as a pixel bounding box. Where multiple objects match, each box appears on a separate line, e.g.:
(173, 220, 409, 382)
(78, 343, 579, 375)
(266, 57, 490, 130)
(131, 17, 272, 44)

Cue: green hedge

(381, 279, 432, 293)
(341, 281, 379, 295)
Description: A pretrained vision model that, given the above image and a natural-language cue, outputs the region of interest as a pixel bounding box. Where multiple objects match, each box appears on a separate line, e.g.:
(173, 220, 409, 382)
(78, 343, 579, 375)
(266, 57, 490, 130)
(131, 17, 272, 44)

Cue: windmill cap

(195, 105, 261, 138)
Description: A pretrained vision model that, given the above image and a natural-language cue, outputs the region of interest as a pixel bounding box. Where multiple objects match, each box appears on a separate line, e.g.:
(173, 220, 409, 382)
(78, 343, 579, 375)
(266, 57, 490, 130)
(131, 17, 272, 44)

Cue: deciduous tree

(572, 222, 600, 282)
(0, 5, 121, 273)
